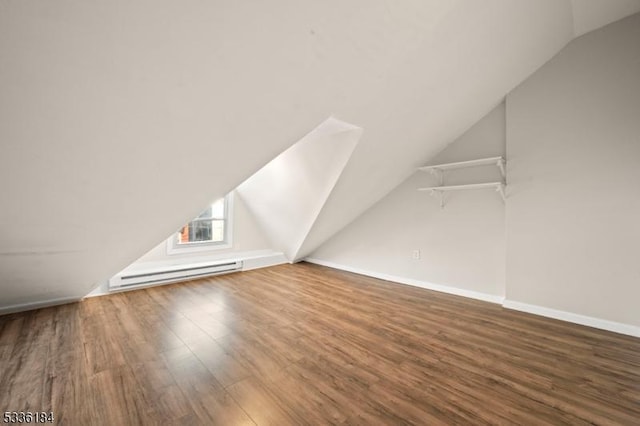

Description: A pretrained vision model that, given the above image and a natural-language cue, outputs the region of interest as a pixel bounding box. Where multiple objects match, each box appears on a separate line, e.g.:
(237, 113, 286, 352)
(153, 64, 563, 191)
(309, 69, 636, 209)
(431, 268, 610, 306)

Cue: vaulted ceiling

(1, 0, 639, 309)
(237, 117, 362, 262)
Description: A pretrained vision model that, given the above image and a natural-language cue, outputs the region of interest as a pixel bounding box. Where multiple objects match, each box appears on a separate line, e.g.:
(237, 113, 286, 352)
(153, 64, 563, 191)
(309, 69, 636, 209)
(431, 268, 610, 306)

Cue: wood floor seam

(1, 262, 638, 425)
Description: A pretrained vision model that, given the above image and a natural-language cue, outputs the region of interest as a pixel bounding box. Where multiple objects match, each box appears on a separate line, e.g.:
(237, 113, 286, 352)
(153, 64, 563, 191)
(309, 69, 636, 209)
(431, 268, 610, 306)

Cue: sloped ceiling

(571, 0, 640, 36)
(0, 1, 635, 310)
(237, 117, 362, 262)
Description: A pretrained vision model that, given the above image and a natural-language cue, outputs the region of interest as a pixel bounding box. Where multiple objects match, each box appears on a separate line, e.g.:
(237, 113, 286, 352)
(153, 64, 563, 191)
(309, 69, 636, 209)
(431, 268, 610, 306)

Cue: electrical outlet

(412, 249, 420, 260)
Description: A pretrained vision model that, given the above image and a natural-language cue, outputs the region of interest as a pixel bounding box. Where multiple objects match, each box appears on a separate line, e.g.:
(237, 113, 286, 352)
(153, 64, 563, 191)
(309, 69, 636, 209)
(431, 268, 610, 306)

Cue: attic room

(1, 0, 639, 424)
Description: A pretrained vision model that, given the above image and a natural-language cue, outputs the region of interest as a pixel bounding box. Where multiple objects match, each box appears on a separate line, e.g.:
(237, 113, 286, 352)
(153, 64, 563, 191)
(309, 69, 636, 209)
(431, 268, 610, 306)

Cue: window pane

(177, 221, 212, 244)
(178, 225, 189, 244)
(211, 198, 225, 218)
(195, 206, 213, 220)
(176, 198, 227, 245)
(211, 220, 225, 242)
(191, 219, 213, 242)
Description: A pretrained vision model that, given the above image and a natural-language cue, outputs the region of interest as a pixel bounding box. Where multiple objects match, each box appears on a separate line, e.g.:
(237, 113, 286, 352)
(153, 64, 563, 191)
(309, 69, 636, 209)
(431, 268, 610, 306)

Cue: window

(167, 194, 233, 254)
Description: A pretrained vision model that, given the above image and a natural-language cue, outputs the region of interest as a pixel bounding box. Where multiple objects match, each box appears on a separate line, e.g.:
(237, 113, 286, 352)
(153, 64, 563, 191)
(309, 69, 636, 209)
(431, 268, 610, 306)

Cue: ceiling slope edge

(236, 117, 362, 262)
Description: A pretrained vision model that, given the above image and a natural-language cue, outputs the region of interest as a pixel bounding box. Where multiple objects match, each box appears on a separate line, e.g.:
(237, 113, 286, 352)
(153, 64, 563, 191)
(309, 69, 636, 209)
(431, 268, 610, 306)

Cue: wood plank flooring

(1, 262, 639, 425)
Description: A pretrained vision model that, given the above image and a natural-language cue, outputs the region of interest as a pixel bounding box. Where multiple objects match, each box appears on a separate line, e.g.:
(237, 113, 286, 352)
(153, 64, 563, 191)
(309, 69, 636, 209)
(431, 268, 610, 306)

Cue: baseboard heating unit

(109, 260, 243, 289)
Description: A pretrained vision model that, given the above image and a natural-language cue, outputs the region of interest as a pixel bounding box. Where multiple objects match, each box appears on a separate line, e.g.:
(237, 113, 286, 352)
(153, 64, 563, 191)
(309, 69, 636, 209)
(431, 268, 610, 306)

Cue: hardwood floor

(1, 262, 639, 425)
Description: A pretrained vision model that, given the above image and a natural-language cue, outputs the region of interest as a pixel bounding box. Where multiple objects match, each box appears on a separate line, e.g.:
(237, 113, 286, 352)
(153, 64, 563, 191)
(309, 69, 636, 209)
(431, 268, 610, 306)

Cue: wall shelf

(417, 157, 506, 208)
(418, 182, 505, 207)
(418, 156, 505, 184)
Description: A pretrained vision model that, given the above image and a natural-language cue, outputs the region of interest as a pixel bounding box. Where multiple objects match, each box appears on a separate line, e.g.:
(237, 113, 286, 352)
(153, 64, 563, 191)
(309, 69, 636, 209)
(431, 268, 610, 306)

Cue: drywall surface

(1, 1, 632, 310)
(310, 103, 506, 298)
(82, 191, 280, 298)
(570, 0, 640, 36)
(505, 13, 640, 327)
(236, 118, 361, 262)
(134, 191, 272, 264)
(293, 1, 574, 261)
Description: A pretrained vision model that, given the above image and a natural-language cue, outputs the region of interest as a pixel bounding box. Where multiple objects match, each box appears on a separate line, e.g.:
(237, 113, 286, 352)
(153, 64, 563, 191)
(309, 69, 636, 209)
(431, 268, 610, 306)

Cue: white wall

(237, 118, 362, 262)
(570, 0, 640, 36)
(309, 103, 506, 301)
(0, 1, 577, 310)
(134, 190, 273, 265)
(82, 190, 282, 299)
(505, 13, 640, 327)
(310, 12, 640, 336)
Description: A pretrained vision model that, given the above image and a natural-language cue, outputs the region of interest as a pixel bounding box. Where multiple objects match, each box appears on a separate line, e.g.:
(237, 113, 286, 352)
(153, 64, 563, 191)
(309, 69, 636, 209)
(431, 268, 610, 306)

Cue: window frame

(166, 193, 234, 255)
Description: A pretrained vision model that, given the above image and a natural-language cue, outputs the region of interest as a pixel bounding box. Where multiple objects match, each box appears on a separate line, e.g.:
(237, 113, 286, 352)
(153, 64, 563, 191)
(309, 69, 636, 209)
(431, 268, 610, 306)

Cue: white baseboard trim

(304, 257, 504, 305)
(304, 258, 640, 338)
(503, 300, 640, 338)
(0, 296, 82, 316)
(242, 251, 288, 271)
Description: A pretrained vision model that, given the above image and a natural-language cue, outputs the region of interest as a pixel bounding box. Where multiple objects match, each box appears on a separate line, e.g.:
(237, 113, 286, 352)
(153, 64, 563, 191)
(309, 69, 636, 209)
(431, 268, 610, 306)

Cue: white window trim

(166, 193, 234, 255)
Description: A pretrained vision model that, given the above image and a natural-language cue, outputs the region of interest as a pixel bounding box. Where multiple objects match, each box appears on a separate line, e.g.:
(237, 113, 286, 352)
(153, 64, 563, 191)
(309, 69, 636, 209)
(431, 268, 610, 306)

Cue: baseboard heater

(109, 260, 243, 289)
